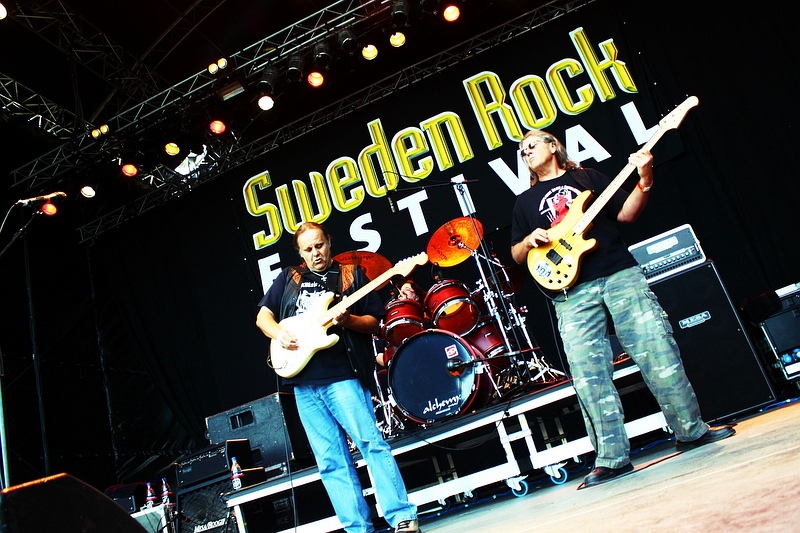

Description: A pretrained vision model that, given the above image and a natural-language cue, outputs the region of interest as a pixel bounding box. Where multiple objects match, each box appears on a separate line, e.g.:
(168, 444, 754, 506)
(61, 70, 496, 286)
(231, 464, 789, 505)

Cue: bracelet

(637, 181, 652, 193)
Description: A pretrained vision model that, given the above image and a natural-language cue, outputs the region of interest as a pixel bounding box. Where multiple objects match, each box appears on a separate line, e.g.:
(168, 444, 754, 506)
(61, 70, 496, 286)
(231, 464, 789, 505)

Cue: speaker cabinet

(0, 473, 146, 532)
(206, 393, 313, 470)
(650, 261, 776, 422)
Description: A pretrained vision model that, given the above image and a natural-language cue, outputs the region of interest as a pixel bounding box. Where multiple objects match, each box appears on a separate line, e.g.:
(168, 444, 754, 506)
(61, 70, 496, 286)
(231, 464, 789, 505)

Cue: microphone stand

(0, 207, 51, 488)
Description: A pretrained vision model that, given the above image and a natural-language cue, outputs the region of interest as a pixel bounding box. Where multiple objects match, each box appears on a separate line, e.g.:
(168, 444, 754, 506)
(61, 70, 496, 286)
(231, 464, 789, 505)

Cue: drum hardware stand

(371, 336, 406, 438)
(448, 179, 564, 390)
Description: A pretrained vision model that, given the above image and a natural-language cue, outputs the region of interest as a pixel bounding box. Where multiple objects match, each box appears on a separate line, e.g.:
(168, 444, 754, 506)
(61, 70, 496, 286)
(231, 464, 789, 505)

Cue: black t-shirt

(510, 168, 638, 285)
(259, 265, 385, 386)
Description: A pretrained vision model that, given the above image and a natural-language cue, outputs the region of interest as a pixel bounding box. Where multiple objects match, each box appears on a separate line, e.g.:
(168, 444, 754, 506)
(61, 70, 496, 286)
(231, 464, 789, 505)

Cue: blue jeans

(293, 379, 417, 533)
(554, 266, 709, 469)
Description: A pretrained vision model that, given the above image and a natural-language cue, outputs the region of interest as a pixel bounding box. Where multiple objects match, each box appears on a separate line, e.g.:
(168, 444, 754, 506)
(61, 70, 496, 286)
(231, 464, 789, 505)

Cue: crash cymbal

(333, 250, 393, 288)
(426, 217, 483, 267)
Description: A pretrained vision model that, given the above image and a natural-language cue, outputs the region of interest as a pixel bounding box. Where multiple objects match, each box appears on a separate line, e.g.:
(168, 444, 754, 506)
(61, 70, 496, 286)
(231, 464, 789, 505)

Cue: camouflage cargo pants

(554, 266, 709, 469)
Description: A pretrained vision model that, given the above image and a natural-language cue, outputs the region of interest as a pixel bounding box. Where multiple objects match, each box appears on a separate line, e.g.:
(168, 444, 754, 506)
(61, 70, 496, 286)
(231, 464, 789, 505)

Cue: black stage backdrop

(1, 0, 798, 490)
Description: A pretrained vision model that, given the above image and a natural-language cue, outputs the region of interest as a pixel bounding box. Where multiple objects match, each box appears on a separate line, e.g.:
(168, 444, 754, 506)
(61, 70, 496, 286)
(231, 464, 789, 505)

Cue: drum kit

(336, 215, 564, 438)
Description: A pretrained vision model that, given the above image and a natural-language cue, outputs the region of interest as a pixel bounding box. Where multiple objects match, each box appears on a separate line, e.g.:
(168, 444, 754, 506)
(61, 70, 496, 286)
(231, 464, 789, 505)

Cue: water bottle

(145, 482, 157, 508)
(230, 457, 244, 491)
(160, 477, 172, 505)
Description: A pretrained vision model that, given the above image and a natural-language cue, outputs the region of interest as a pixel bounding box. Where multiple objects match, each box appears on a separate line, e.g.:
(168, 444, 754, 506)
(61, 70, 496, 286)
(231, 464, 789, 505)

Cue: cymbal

(333, 250, 393, 288)
(426, 217, 483, 267)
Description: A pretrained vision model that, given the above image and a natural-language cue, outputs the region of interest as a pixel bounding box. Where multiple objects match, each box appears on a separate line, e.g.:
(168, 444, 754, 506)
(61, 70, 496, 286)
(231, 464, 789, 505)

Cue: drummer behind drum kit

(337, 216, 565, 438)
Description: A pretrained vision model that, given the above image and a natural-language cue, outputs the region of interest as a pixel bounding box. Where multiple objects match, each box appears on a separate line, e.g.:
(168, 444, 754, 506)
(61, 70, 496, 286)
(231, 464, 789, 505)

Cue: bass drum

(387, 330, 493, 425)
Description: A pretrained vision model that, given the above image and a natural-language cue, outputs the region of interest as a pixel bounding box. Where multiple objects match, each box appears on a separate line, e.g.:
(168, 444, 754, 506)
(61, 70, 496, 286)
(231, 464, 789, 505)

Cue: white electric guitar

(269, 252, 428, 378)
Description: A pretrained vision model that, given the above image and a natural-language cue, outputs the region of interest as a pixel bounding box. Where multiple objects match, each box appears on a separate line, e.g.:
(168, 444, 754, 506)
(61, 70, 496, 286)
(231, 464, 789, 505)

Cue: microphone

(386, 188, 397, 213)
(16, 191, 66, 205)
(446, 359, 473, 372)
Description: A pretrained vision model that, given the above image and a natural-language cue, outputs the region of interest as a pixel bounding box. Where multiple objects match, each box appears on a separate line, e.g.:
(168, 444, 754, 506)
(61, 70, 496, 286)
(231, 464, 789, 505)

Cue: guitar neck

(321, 269, 395, 326)
(572, 125, 669, 236)
(319, 252, 427, 327)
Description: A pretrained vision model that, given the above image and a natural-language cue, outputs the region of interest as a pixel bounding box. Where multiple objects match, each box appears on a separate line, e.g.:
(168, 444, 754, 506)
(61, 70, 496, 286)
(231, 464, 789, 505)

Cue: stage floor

(413, 398, 800, 533)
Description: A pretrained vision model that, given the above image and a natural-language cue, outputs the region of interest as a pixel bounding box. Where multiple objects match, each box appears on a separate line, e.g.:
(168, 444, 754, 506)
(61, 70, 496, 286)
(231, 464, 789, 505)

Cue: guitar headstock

(392, 252, 429, 277)
(659, 96, 699, 131)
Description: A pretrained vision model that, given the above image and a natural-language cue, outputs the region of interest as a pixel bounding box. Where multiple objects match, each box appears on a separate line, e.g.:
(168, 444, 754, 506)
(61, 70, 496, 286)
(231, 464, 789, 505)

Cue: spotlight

(121, 163, 138, 177)
(257, 67, 279, 111)
(362, 44, 378, 60)
(80, 185, 96, 198)
(391, 1, 410, 28)
(257, 94, 275, 111)
(314, 41, 332, 69)
(217, 80, 245, 101)
(443, 4, 460, 22)
(41, 202, 58, 216)
(90, 124, 110, 139)
(421, 0, 440, 14)
(307, 71, 324, 87)
(389, 32, 406, 47)
(259, 66, 280, 93)
(0, 4, 6, 20)
(165, 142, 180, 156)
(209, 120, 226, 135)
(338, 28, 358, 54)
(286, 53, 305, 83)
(208, 57, 228, 74)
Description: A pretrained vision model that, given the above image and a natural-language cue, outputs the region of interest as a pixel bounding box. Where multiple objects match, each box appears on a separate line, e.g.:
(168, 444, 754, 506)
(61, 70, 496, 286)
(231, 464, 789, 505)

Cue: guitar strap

(568, 168, 594, 193)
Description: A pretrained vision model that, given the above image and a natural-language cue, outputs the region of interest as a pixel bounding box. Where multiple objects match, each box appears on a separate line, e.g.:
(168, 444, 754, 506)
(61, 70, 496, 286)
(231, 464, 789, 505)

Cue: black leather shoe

(580, 462, 634, 489)
(675, 425, 736, 451)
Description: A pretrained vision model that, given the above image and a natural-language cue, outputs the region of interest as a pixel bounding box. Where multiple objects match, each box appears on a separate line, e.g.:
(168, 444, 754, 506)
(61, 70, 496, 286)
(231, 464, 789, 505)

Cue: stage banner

(237, 2, 687, 296)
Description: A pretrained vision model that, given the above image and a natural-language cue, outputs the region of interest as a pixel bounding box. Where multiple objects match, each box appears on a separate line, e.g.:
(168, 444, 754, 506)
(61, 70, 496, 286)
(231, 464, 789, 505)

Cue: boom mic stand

(0, 206, 52, 488)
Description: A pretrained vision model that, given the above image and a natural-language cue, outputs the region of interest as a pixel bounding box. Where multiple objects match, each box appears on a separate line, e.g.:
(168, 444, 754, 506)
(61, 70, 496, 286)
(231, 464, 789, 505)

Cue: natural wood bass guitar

(527, 96, 699, 291)
(269, 252, 428, 378)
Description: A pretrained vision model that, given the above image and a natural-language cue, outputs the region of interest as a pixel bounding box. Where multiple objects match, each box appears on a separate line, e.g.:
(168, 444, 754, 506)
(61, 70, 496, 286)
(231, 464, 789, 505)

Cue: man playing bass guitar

(510, 130, 734, 489)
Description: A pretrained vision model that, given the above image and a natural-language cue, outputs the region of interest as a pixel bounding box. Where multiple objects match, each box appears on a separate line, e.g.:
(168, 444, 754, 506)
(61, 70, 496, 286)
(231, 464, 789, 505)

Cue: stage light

(0, 4, 6, 20)
(217, 80, 245, 101)
(307, 71, 324, 88)
(208, 57, 228, 74)
(209, 120, 226, 134)
(121, 163, 138, 177)
(286, 53, 305, 83)
(80, 185, 96, 198)
(41, 202, 58, 216)
(338, 28, 358, 54)
(259, 66, 279, 93)
(421, 0, 440, 14)
(391, 1, 410, 27)
(90, 124, 109, 139)
(443, 4, 461, 22)
(389, 32, 406, 47)
(314, 41, 332, 69)
(165, 142, 180, 156)
(257, 94, 275, 111)
(362, 44, 378, 60)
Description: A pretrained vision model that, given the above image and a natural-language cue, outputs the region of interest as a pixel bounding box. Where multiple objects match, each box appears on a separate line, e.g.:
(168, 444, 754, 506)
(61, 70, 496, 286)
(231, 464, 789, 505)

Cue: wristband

(637, 181, 652, 193)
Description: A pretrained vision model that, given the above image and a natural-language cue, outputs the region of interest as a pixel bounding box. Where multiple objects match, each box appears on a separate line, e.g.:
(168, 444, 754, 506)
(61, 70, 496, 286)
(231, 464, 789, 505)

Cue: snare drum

(423, 280, 480, 335)
(382, 298, 425, 346)
(387, 330, 493, 424)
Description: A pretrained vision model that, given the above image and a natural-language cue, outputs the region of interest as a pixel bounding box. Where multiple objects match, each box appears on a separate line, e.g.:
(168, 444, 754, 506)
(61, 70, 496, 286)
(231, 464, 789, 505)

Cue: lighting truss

(0, 73, 84, 138)
(11, 0, 387, 192)
(77, 0, 597, 244)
